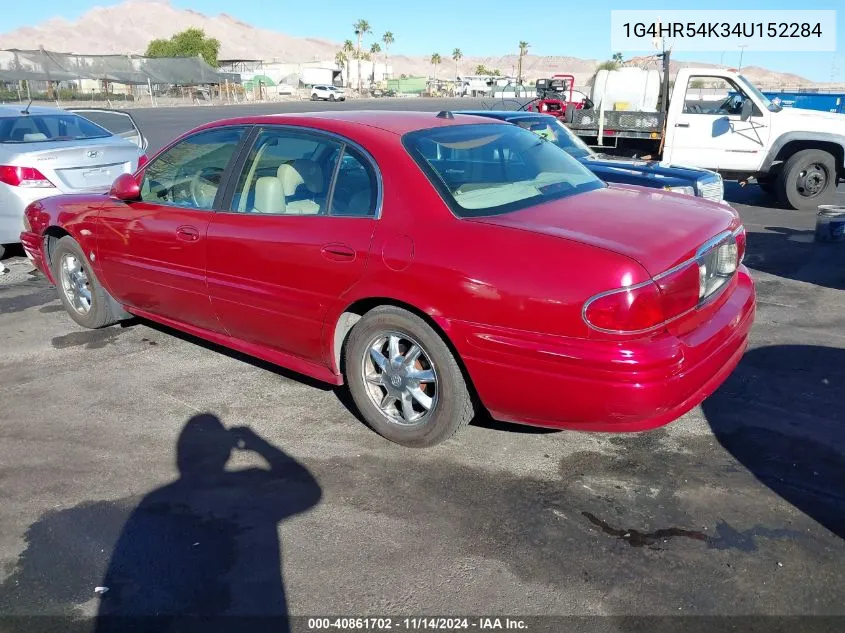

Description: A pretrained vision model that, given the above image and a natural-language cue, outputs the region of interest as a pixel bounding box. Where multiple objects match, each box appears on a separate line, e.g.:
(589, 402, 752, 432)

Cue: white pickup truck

(566, 67, 845, 210)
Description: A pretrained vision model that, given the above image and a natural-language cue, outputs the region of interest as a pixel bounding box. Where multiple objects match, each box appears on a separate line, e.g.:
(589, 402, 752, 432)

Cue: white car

(310, 85, 346, 102)
(0, 105, 147, 258)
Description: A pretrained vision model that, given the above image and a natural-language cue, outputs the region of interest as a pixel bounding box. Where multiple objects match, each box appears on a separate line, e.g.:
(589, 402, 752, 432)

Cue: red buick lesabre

(21, 111, 755, 447)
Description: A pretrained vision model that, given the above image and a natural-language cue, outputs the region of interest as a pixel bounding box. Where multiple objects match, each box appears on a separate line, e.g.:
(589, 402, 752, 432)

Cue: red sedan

(21, 111, 755, 447)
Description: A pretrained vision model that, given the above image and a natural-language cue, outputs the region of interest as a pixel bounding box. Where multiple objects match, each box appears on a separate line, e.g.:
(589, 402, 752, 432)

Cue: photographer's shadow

(96, 414, 322, 632)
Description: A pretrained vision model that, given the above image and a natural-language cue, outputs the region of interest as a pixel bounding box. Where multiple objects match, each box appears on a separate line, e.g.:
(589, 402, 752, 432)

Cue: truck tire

(776, 149, 837, 211)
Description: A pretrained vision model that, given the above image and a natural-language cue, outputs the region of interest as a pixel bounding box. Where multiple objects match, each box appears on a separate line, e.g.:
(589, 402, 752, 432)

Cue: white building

(222, 58, 393, 91)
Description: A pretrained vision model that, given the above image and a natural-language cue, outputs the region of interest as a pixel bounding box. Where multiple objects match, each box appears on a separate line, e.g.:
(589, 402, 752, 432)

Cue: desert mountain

(0, 0, 817, 88)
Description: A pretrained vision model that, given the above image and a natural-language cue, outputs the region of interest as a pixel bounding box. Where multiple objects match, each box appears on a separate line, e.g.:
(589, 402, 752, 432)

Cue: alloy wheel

(361, 332, 438, 426)
(59, 253, 92, 315)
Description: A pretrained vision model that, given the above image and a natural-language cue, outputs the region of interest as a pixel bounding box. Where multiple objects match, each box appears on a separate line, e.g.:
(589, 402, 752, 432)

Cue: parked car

(21, 111, 755, 447)
(0, 105, 147, 258)
(459, 110, 725, 202)
(311, 85, 346, 102)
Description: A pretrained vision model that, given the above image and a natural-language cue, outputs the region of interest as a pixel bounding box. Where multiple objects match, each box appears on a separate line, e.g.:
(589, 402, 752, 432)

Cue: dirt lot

(1, 102, 844, 631)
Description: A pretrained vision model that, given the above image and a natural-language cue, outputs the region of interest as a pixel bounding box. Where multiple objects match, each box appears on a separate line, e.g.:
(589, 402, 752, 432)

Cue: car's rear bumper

(451, 268, 756, 431)
(0, 185, 61, 245)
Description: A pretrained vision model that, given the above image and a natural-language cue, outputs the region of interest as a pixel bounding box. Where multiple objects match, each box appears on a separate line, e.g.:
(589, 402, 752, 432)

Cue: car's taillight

(0, 165, 55, 188)
(137, 154, 149, 170)
(583, 281, 666, 333)
(584, 231, 742, 334)
(733, 225, 746, 264)
(698, 232, 739, 301)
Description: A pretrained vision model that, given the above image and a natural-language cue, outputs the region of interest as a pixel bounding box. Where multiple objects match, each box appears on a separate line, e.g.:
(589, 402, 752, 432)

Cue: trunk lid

(468, 184, 738, 275)
(16, 137, 141, 193)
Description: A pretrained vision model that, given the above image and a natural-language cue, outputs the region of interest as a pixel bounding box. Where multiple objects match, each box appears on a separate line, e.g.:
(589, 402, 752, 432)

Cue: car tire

(0, 244, 5, 259)
(310, 94, 318, 101)
(329, 94, 336, 102)
(51, 236, 128, 329)
(345, 306, 474, 447)
(776, 149, 837, 211)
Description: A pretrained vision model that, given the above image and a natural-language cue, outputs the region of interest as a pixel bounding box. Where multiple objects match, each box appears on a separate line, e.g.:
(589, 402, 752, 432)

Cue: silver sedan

(0, 105, 147, 257)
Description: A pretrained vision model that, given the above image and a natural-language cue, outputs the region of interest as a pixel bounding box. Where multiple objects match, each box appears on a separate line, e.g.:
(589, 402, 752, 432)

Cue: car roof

(0, 104, 71, 118)
(198, 110, 505, 136)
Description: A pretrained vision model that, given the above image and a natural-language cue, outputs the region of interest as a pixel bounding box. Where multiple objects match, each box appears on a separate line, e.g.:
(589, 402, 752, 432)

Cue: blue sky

(4, 0, 843, 82)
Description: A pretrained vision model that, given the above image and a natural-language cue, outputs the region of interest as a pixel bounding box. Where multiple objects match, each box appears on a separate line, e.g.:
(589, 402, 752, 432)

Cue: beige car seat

(250, 159, 324, 215)
(277, 161, 322, 215)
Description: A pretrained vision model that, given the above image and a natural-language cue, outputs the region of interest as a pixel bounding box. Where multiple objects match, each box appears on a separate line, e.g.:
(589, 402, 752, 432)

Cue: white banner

(611, 10, 836, 52)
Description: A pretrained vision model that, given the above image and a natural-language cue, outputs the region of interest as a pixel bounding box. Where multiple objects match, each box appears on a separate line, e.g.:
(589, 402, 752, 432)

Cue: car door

(67, 108, 148, 151)
(96, 125, 249, 331)
(664, 75, 771, 171)
(206, 126, 379, 364)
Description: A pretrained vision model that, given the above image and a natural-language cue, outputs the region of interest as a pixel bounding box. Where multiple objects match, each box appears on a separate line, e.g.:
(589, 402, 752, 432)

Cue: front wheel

(51, 236, 128, 329)
(776, 149, 837, 210)
(345, 306, 474, 447)
(329, 94, 336, 102)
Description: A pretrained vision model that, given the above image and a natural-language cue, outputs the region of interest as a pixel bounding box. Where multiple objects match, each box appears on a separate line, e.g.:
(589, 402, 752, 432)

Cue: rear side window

(403, 123, 603, 218)
(0, 114, 111, 143)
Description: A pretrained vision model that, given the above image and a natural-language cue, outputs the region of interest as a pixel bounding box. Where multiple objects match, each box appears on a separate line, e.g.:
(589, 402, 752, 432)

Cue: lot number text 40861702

(305, 617, 529, 631)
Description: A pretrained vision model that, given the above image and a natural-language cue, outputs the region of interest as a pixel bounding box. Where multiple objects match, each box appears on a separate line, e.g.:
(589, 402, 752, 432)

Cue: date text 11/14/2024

(306, 617, 529, 631)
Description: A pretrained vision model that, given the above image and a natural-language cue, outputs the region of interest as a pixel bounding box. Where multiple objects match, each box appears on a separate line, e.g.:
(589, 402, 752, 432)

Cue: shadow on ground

(702, 345, 845, 540)
(743, 226, 845, 290)
(0, 414, 322, 632)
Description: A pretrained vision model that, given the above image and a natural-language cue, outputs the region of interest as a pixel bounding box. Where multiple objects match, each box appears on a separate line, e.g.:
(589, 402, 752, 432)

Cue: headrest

(23, 132, 48, 142)
(277, 163, 304, 196)
(254, 176, 284, 214)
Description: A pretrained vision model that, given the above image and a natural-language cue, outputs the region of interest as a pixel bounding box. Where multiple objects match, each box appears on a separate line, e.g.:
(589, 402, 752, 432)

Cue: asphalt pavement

(1, 99, 845, 630)
(131, 97, 497, 153)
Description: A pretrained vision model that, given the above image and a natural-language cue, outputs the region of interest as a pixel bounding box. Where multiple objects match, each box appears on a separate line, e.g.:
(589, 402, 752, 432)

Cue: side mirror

(740, 99, 753, 121)
(109, 173, 141, 201)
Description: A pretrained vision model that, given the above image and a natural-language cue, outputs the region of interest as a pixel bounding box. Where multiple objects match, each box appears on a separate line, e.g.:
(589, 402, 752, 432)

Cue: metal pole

(738, 45, 747, 72)
(148, 78, 155, 107)
(25, 80, 31, 101)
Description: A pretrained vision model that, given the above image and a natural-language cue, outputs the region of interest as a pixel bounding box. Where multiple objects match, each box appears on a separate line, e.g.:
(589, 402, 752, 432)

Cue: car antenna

(21, 99, 33, 115)
(436, 110, 454, 119)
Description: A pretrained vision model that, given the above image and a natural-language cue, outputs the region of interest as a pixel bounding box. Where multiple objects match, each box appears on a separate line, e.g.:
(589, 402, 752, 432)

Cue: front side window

(403, 123, 603, 217)
(231, 128, 377, 217)
(682, 77, 757, 116)
(0, 114, 111, 144)
(140, 126, 245, 210)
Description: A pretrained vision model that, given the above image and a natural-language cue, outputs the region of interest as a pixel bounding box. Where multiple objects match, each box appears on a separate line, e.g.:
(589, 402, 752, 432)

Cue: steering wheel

(190, 166, 223, 208)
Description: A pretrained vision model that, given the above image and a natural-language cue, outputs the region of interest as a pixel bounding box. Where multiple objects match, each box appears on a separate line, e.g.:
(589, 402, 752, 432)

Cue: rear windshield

(403, 123, 603, 217)
(0, 114, 112, 144)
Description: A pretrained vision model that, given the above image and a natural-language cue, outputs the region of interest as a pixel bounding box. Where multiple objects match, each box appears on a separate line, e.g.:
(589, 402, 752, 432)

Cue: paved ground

(1, 100, 845, 630)
(130, 97, 497, 154)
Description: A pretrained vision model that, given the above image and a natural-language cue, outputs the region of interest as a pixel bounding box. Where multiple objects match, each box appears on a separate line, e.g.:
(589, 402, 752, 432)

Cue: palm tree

(340, 41, 355, 87)
(452, 48, 463, 80)
(353, 19, 371, 93)
(370, 43, 381, 83)
(612, 52, 624, 63)
(382, 31, 394, 79)
(517, 41, 529, 84)
(430, 53, 442, 83)
(335, 51, 348, 86)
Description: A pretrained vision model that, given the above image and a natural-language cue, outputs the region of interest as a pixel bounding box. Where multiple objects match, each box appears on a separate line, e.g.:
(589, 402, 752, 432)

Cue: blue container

(815, 206, 845, 243)
(761, 92, 845, 114)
